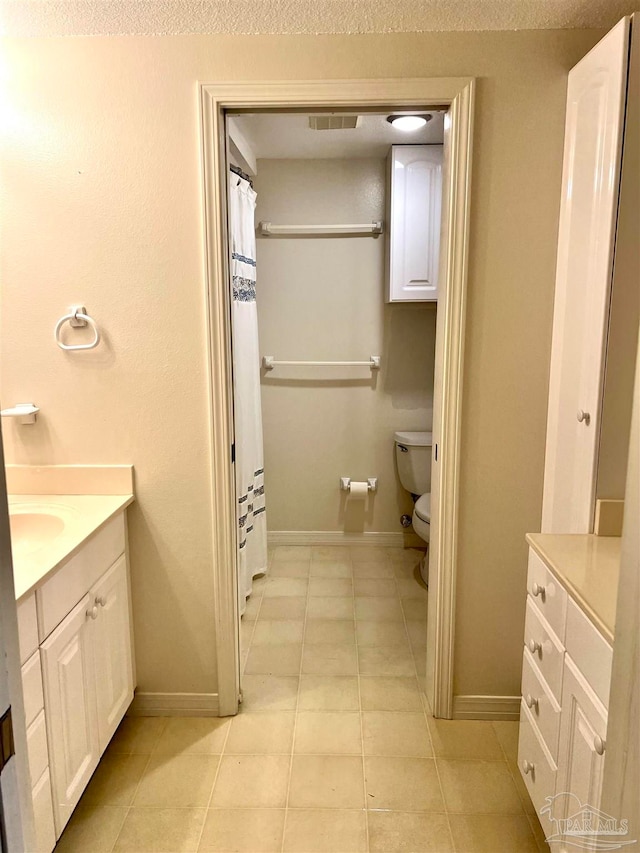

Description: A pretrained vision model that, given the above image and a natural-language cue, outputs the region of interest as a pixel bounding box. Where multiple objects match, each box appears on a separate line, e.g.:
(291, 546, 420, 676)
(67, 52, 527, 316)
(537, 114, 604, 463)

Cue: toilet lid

(415, 493, 431, 523)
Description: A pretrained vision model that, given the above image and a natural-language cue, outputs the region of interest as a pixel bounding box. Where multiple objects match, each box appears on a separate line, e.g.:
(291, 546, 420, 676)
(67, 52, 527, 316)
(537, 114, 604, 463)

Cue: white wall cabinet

(386, 144, 443, 302)
(18, 512, 134, 848)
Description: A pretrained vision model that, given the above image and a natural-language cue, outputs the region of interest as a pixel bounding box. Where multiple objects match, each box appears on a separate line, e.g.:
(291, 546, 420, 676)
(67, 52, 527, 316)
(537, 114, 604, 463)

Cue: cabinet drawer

(527, 549, 567, 641)
(565, 599, 613, 709)
(524, 599, 565, 702)
(27, 710, 49, 788)
(521, 649, 561, 759)
(32, 768, 56, 853)
(518, 699, 557, 818)
(22, 650, 44, 727)
(37, 513, 125, 640)
(18, 593, 39, 664)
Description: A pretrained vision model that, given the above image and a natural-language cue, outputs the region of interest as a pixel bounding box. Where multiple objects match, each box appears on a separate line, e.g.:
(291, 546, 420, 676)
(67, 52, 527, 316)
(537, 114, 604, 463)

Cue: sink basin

(9, 506, 69, 557)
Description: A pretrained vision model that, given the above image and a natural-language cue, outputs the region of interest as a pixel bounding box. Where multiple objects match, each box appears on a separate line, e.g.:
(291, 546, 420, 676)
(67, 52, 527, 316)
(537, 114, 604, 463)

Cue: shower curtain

(229, 170, 268, 614)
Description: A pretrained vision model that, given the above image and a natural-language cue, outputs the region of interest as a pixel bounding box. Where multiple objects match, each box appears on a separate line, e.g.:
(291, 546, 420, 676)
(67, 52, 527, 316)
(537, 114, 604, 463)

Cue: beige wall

(255, 158, 434, 533)
(0, 28, 602, 702)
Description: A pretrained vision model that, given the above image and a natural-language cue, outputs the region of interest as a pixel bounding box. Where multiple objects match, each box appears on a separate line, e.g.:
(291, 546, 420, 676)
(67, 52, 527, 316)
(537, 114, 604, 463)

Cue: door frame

(199, 77, 475, 718)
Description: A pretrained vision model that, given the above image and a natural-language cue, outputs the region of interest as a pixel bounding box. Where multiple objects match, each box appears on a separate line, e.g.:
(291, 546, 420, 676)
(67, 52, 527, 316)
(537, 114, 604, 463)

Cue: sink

(9, 505, 70, 557)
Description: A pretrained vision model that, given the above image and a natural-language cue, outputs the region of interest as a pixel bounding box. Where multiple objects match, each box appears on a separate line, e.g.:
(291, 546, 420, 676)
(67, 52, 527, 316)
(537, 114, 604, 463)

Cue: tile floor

(55, 545, 549, 853)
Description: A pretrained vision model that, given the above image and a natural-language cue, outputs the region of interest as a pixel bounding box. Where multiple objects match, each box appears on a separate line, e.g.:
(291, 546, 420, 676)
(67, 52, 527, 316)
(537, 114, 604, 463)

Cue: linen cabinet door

(41, 594, 100, 837)
(92, 555, 134, 751)
(552, 656, 608, 850)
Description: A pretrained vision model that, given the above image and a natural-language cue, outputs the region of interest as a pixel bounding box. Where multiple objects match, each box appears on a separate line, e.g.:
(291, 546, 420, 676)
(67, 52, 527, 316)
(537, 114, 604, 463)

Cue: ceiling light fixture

(387, 114, 430, 132)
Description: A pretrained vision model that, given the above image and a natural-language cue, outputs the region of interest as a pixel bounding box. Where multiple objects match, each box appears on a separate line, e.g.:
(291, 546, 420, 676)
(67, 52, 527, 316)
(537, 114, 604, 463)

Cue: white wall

(255, 158, 435, 534)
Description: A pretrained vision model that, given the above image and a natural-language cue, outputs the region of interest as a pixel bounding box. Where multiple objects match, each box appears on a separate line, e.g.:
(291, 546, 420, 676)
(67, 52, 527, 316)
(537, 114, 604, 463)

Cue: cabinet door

(92, 556, 134, 751)
(41, 593, 99, 836)
(551, 655, 607, 850)
(541, 18, 630, 533)
(387, 144, 443, 302)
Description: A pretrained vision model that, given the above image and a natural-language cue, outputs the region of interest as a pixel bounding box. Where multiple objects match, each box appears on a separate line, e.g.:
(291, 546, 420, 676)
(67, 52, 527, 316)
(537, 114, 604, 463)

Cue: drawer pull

(531, 582, 546, 599)
(86, 605, 99, 621)
(525, 694, 539, 711)
(527, 639, 542, 655)
(95, 596, 107, 608)
(594, 736, 606, 756)
(522, 759, 535, 776)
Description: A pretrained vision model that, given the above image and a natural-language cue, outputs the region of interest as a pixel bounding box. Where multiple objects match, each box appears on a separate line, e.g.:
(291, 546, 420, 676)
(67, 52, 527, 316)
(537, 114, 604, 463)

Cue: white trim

(200, 77, 474, 720)
(128, 692, 220, 717)
(267, 530, 424, 548)
(452, 695, 521, 721)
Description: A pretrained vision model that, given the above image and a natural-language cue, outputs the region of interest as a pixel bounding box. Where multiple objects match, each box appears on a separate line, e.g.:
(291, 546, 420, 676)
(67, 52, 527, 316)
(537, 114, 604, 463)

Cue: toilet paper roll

(348, 481, 369, 499)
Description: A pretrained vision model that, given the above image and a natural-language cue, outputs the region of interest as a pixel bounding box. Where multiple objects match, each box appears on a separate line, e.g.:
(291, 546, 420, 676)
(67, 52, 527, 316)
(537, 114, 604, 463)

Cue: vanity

(518, 534, 619, 849)
(9, 467, 135, 853)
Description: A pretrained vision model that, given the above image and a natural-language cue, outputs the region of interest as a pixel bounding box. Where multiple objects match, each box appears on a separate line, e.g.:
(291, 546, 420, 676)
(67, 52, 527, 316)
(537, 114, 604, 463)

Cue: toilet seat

(414, 493, 431, 523)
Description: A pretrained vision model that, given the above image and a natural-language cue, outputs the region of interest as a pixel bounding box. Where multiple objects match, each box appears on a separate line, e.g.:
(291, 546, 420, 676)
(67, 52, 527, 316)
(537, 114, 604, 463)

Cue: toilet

(394, 431, 432, 585)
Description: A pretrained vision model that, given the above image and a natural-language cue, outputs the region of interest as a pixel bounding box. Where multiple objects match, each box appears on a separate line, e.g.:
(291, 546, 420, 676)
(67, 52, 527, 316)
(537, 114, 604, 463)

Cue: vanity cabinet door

(554, 655, 607, 838)
(92, 555, 134, 751)
(41, 593, 100, 837)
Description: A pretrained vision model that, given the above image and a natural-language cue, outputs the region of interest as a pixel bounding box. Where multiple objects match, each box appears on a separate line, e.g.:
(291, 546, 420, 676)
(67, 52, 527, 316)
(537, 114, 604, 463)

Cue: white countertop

(10, 494, 134, 602)
(526, 532, 620, 643)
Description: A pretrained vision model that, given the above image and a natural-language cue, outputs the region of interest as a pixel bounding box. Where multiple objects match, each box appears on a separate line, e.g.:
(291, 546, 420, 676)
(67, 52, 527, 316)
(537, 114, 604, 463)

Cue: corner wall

(255, 158, 435, 535)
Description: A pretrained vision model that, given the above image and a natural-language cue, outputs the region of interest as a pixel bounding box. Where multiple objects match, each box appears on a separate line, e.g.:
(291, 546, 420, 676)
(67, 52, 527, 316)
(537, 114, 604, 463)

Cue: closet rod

(258, 221, 383, 237)
(263, 356, 381, 370)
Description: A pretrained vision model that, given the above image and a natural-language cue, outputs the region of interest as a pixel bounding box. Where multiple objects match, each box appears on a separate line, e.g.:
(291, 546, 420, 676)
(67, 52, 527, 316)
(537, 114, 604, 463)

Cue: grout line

(193, 714, 233, 851)
(281, 556, 311, 853)
(352, 554, 370, 853)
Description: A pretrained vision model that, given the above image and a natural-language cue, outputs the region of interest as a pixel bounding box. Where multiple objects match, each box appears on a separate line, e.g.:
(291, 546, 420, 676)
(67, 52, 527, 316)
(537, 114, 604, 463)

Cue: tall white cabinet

(541, 19, 630, 534)
(386, 144, 443, 302)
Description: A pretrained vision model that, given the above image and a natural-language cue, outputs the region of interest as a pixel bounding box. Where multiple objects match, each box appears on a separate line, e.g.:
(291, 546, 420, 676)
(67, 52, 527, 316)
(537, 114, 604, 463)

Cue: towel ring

(55, 307, 101, 351)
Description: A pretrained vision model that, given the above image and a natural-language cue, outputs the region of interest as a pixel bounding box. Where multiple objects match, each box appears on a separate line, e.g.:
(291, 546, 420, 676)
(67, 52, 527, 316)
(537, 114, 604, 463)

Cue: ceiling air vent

(308, 115, 360, 131)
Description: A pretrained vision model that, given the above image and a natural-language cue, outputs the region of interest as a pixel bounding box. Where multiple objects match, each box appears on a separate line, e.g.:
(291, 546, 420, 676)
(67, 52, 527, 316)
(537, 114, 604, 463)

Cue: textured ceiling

(1, 0, 635, 37)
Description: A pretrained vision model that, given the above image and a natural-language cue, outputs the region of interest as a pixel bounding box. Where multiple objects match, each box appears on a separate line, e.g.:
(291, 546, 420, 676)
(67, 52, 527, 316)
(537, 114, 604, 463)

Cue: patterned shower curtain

(229, 170, 268, 614)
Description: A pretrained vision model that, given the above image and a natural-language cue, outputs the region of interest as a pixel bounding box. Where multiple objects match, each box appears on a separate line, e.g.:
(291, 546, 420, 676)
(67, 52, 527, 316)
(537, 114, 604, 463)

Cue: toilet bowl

(394, 431, 433, 585)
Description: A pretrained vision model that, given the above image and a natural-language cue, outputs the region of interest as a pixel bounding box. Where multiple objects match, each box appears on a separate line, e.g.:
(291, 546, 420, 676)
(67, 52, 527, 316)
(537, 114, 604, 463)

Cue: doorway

(199, 78, 474, 718)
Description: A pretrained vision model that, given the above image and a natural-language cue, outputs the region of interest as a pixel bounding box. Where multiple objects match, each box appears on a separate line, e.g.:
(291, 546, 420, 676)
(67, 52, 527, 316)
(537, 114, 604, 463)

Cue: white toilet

(394, 431, 432, 584)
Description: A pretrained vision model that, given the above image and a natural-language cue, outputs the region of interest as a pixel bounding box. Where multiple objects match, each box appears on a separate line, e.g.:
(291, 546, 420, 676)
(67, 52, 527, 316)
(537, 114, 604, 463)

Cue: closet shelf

(258, 221, 383, 237)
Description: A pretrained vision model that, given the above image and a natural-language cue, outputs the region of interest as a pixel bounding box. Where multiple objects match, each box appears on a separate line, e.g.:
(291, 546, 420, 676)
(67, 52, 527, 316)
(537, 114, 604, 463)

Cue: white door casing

(541, 18, 630, 534)
(200, 78, 474, 719)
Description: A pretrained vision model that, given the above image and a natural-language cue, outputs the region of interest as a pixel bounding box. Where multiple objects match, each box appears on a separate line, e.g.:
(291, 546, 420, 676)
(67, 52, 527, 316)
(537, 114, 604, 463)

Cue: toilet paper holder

(340, 477, 378, 493)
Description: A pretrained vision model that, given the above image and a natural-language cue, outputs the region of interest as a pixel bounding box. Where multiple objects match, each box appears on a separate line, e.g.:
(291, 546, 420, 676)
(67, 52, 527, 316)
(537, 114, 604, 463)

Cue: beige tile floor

(55, 545, 549, 853)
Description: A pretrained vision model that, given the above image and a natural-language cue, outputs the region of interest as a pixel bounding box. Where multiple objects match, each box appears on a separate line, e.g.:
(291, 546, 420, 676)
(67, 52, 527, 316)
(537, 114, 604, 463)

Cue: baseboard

(452, 695, 520, 721)
(268, 530, 424, 548)
(128, 692, 220, 717)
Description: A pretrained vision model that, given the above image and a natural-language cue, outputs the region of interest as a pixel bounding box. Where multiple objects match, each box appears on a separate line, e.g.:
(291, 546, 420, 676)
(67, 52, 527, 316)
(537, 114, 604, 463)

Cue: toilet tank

(394, 431, 433, 496)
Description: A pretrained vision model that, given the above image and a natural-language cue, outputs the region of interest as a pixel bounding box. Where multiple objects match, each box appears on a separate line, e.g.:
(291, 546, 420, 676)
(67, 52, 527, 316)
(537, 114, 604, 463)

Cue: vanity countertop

(10, 493, 134, 602)
(526, 532, 620, 643)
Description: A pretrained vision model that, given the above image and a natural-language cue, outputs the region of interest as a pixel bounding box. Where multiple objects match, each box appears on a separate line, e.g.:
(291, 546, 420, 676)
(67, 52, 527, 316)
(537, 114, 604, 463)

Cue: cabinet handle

(95, 596, 106, 608)
(577, 409, 591, 425)
(86, 605, 99, 621)
(525, 694, 539, 711)
(522, 759, 535, 776)
(594, 735, 606, 755)
(531, 582, 545, 598)
(527, 639, 542, 655)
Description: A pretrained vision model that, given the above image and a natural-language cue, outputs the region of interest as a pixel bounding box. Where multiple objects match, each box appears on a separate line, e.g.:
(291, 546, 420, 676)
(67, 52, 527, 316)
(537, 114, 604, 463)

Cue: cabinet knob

(525, 694, 539, 711)
(527, 639, 542, 655)
(577, 409, 591, 425)
(95, 596, 106, 608)
(531, 582, 546, 598)
(594, 735, 606, 755)
(86, 605, 99, 621)
(522, 759, 535, 776)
